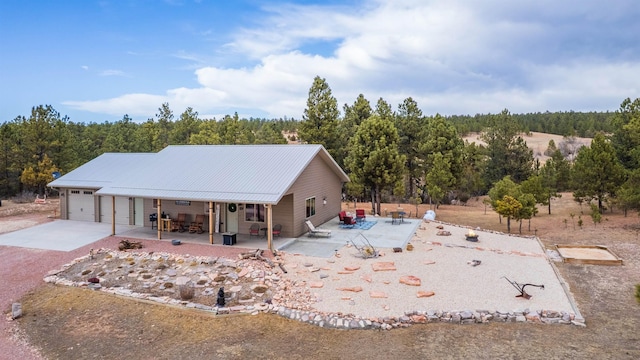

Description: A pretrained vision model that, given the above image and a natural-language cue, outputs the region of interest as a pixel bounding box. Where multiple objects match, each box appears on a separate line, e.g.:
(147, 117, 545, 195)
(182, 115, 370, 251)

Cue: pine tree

(298, 76, 340, 160)
(345, 115, 406, 215)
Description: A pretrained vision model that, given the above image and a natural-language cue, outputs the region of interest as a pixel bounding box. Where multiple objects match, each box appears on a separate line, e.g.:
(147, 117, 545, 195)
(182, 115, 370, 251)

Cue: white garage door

(99, 196, 130, 225)
(68, 189, 96, 221)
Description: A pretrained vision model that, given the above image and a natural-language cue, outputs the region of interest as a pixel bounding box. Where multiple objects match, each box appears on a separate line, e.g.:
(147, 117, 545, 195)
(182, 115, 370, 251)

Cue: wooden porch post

(111, 196, 116, 236)
(209, 201, 214, 244)
(266, 204, 273, 251)
(157, 199, 162, 240)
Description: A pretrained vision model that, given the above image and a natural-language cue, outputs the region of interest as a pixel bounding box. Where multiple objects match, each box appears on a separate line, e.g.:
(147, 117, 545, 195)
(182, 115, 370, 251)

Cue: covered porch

(120, 223, 295, 251)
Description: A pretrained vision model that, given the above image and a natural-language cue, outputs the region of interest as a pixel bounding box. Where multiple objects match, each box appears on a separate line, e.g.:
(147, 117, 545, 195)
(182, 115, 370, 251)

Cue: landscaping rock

(399, 275, 421, 286)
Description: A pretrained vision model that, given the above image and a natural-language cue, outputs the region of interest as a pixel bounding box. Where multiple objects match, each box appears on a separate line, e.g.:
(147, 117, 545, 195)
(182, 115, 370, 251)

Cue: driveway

(0, 220, 134, 251)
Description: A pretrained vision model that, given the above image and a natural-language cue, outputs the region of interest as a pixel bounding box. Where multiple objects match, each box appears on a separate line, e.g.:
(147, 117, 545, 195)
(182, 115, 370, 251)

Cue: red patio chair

(355, 209, 366, 222)
(338, 211, 347, 224)
(272, 224, 282, 237)
(249, 223, 260, 237)
(342, 215, 357, 228)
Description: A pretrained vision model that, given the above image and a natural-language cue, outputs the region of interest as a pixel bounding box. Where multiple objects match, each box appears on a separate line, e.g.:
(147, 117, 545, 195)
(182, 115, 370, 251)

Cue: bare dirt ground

(463, 131, 592, 164)
(3, 195, 640, 359)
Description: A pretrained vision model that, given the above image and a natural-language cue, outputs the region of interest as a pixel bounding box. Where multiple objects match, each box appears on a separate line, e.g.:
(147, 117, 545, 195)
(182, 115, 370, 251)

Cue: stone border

(43, 249, 584, 331)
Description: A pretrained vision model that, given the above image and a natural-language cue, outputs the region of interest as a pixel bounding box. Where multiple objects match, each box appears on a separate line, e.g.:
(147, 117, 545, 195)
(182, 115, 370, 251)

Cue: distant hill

(462, 132, 592, 164)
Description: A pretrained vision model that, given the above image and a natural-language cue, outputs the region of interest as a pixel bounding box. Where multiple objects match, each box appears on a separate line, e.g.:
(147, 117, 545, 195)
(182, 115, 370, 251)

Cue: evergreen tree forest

(2, 77, 639, 229)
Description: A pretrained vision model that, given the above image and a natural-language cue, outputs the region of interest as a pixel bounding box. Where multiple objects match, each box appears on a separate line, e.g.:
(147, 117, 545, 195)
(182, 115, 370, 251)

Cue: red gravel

(0, 234, 268, 359)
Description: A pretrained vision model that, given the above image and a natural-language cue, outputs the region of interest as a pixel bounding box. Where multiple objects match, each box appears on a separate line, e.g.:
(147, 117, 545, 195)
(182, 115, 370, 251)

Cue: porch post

(209, 201, 214, 244)
(111, 196, 116, 236)
(266, 204, 273, 251)
(157, 199, 162, 240)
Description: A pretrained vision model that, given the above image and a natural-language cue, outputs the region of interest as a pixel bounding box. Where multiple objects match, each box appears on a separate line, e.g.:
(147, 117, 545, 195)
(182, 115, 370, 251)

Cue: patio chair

(249, 223, 260, 238)
(341, 215, 357, 228)
(188, 214, 205, 234)
(272, 224, 282, 237)
(355, 209, 366, 222)
(338, 211, 349, 224)
(171, 213, 186, 232)
(391, 211, 401, 225)
(305, 220, 332, 237)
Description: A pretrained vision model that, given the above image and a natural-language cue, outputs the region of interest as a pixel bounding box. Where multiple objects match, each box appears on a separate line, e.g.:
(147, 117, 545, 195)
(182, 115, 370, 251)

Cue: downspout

(157, 199, 162, 240)
(111, 196, 115, 236)
(209, 201, 214, 244)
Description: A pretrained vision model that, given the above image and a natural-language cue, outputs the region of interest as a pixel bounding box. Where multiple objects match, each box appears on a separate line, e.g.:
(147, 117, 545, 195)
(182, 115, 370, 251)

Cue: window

(152, 199, 158, 209)
(245, 204, 265, 222)
(306, 197, 316, 218)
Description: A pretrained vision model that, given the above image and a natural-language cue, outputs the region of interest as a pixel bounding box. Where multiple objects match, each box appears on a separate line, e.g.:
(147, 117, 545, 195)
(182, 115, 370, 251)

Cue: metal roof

(49, 145, 349, 204)
(47, 153, 155, 189)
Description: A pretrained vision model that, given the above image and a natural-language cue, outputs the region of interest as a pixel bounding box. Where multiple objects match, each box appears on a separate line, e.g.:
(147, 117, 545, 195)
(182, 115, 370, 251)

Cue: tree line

(2, 76, 638, 232)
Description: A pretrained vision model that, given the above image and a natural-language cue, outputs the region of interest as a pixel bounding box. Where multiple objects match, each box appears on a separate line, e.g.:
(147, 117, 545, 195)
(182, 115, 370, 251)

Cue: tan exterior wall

(287, 155, 344, 237)
(59, 189, 68, 220)
(271, 194, 293, 237)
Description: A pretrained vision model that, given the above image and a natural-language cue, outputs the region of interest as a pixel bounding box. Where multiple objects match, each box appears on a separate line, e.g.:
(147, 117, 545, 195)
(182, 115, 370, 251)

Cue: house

(48, 145, 349, 248)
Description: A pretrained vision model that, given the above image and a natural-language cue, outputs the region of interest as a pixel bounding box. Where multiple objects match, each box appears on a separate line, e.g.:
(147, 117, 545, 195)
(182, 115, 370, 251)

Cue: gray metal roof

(49, 145, 349, 204)
(47, 153, 155, 189)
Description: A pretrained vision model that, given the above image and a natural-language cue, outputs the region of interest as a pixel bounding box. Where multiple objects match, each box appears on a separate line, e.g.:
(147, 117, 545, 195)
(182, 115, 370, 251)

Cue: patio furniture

(171, 213, 186, 232)
(341, 215, 357, 228)
(355, 209, 366, 222)
(188, 214, 205, 234)
(391, 211, 401, 225)
(305, 220, 332, 237)
(338, 211, 348, 224)
(272, 224, 282, 237)
(249, 223, 260, 238)
(160, 217, 171, 232)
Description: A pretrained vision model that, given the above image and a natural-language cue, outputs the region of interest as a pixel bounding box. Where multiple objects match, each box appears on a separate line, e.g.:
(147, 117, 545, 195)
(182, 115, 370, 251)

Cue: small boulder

(336, 286, 363, 292)
(372, 262, 396, 271)
(417, 291, 435, 298)
(399, 275, 421, 286)
(11, 303, 22, 319)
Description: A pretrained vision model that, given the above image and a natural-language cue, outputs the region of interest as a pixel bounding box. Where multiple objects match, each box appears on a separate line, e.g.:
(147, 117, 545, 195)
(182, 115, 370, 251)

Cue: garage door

(99, 196, 130, 225)
(68, 189, 96, 221)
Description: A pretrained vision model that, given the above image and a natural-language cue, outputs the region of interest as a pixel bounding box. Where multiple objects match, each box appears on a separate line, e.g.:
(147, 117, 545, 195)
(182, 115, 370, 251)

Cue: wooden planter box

(555, 244, 623, 265)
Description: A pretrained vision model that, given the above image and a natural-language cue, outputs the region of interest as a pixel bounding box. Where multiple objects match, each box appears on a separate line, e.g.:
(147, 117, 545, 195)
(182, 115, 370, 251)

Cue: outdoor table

(160, 218, 171, 232)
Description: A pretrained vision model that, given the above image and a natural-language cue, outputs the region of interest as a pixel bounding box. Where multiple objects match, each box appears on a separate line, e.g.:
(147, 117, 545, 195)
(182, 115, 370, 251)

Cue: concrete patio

(121, 215, 421, 258)
(0, 214, 420, 258)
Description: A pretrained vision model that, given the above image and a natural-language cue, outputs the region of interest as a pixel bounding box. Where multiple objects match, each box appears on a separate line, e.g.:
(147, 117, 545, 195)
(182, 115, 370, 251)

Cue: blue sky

(1, 0, 639, 123)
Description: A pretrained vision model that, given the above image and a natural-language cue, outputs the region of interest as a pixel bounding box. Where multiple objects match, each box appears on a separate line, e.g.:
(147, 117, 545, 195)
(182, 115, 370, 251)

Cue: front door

(134, 198, 144, 226)
(226, 203, 238, 233)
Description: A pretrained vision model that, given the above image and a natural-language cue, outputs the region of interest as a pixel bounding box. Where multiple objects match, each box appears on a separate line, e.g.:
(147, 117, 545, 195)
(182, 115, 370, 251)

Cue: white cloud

(63, 0, 640, 120)
(99, 69, 127, 77)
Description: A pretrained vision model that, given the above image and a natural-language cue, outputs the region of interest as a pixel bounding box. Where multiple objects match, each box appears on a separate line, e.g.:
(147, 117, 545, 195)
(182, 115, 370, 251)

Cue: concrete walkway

(0, 215, 420, 257)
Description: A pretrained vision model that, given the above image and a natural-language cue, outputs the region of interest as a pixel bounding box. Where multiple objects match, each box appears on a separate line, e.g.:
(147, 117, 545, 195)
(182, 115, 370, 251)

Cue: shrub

(11, 191, 37, 204)
(179, 283, 195, 300)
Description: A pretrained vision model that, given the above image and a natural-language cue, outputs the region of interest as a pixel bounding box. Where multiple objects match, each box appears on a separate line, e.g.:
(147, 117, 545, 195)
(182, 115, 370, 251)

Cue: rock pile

(43, 248, 584, 330)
